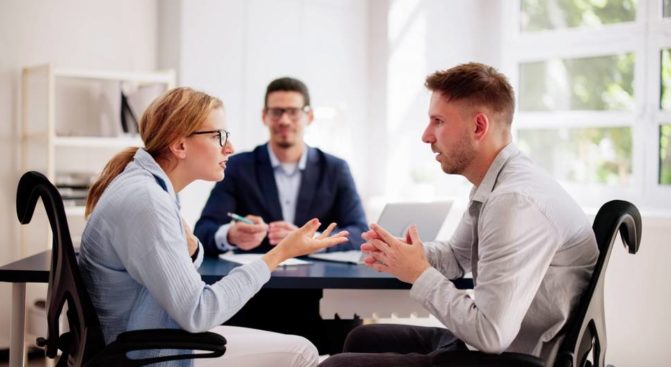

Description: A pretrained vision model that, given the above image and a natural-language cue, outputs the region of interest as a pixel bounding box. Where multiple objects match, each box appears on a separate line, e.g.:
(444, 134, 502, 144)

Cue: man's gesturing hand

(361, 224, 430, 284)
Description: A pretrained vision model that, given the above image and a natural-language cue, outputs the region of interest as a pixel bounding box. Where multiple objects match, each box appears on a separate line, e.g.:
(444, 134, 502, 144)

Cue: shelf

(24, 64, 175, 84)
(65, 206, 86, 216)
(54, 135, 143, 148)
(55, 68, 175, 84)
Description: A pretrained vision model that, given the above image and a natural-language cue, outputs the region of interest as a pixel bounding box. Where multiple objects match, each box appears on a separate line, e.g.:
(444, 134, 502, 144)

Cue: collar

(132, 148, 180, 209)
(469, 143, 519, 204)
(267, 143, 309, 172)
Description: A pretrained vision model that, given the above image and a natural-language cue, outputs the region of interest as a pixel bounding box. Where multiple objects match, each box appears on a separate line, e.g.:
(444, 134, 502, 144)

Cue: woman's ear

(169, 137, 188, 159)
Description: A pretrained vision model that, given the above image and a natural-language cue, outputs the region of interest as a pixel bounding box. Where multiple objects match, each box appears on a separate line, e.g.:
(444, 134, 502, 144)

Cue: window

(518, 54, 635, 112)
(520, 0, 637, 32)
(518, 127, 632, 185)
(661, 124, 671, 184)
(504, 0, 671, 211)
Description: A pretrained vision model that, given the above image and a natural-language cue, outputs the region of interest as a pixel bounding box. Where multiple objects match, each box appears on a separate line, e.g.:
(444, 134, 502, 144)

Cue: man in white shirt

(320, 63, 598, 367)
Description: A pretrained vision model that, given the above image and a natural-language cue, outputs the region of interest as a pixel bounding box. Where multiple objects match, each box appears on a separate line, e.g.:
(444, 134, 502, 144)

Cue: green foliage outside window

(661, 125, 671, 185)
(518, 127, 632, 185)
(519, 54, 635, 111)
(657, 53, 671, 185)
(521, 0, 637, 31)
(661, 49, 671, 110)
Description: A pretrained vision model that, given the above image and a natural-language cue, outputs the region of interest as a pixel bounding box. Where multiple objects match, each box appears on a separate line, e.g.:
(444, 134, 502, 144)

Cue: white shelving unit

(20, 64, 175, 256)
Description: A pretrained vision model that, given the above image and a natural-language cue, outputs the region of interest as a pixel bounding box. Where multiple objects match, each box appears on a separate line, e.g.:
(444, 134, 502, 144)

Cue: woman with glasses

(79, 87, 348, 367)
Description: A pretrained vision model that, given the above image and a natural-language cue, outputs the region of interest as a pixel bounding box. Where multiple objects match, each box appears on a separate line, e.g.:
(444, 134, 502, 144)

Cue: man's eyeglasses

(189, 129, 230, 148)
(265, 106, 311, 121)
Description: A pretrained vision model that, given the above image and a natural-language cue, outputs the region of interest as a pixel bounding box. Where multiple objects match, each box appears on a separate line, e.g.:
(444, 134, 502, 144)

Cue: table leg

(10, 283, 26, 367)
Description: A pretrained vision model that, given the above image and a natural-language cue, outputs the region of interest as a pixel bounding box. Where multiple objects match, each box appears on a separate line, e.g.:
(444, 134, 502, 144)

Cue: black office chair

(432, 200, 642, 367)
(16, 171, 227, 366)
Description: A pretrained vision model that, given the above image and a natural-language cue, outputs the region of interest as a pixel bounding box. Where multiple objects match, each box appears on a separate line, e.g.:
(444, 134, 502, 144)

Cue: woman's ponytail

(85, 147, 139, 218)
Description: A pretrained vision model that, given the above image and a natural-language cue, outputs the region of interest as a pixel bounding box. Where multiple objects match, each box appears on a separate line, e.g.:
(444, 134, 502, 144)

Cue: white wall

(158, 0, 370, 227)
(604, 219, 671, 366)
(0, 0, 158, 348)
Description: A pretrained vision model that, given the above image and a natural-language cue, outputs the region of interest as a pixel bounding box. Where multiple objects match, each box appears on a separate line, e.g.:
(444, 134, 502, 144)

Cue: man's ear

(473, 112, 489, 141)
(306, 108, 314, 126)
(262, 108, 269, 126)
(169, 137, 188, 159)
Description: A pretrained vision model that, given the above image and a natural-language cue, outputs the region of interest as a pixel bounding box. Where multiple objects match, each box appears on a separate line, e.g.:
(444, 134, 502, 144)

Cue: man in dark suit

(195, 77, 366, 255)
(194, 77, 367, 354)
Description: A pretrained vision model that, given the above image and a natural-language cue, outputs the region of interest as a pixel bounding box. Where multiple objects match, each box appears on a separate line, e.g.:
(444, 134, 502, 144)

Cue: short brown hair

(425, 62, 515, 125)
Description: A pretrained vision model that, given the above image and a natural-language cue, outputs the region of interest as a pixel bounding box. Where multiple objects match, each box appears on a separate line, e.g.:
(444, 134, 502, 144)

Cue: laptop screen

(376, 201, 453, 241)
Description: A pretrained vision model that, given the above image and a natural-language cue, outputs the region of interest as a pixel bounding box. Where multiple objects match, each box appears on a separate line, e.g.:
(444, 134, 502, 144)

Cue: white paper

(219, 252, 311, 266)
(308, 250, 363, 264)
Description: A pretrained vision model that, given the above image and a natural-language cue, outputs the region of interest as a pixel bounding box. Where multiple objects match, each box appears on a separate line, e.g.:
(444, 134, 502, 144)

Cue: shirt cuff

(214, 223, 236, 252)
(410, 266, 450, 302)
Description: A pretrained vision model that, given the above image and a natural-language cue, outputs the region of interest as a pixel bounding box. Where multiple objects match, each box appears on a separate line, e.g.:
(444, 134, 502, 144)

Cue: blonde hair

(85, 87, 223, 217)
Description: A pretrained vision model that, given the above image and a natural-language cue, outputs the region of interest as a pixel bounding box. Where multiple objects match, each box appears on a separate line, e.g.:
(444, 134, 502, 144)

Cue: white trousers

(194, 325, 319, 367)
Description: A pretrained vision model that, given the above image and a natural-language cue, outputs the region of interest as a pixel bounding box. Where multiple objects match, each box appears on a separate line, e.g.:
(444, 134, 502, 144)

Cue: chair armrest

(89, 329, 226, 367)
(432, 350, 545, 367)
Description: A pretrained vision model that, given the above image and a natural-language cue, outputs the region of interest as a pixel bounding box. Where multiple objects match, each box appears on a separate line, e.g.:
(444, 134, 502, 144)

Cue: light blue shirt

(267, 143, 308, 224)
(78, 148, 270, 366)
(214, 144, 308, 251)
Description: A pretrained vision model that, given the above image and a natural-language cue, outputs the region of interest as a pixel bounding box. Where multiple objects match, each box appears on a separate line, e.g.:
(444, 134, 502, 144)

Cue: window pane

(661, 49, 671, 110)
(520, 0, 637, 32)
(665, 0, 671, 18)
(661, 124, 671, 185)
(519, 54, 635, 111)
(517, 127, 632, 185)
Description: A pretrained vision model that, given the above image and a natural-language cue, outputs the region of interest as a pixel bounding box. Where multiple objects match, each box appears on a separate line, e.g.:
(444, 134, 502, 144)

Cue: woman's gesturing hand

(263, 219, 349, 270)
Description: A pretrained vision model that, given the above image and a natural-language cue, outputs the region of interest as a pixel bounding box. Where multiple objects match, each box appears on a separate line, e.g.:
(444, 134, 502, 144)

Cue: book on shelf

(55, 173, 94, 208)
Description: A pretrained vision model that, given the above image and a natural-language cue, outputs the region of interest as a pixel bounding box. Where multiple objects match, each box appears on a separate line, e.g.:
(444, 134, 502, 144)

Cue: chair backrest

(554, 200, 642, 367)
(16, 171, 106, 365)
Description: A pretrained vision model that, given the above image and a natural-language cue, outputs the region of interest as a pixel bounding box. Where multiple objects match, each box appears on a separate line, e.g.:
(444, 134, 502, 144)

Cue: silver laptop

(376, 201, 453, 240)
(308, 201, 452, 264)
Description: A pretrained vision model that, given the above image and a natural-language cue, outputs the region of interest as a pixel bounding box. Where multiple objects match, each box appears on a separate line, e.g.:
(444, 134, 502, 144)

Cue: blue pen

(227, 212, 255, 225)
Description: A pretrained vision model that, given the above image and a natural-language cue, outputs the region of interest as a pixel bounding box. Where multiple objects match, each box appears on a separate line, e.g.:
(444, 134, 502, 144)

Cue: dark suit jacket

(195, 144, 368, 256)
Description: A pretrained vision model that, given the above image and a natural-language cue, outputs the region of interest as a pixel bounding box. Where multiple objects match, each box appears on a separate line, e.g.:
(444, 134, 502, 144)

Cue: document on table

(308, 250, 363, 264)
(219, 252, 312, 266)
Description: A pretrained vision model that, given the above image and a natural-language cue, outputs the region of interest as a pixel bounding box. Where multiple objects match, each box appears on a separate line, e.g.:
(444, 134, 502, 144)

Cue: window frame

(501, 0, 671, 213)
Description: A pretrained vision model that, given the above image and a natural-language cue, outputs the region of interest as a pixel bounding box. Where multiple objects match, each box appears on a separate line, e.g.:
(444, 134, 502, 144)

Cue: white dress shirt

(410, 143, 598, 365)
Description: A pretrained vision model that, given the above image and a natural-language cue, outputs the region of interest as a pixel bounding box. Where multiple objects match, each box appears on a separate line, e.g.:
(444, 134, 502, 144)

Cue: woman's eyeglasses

(189, 129, 230, 147)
